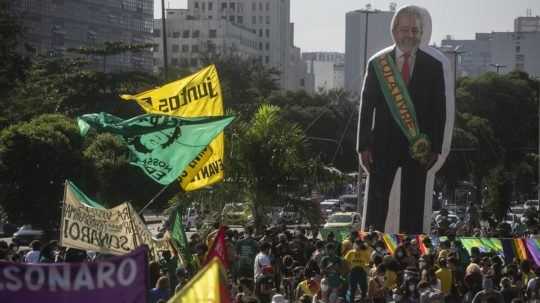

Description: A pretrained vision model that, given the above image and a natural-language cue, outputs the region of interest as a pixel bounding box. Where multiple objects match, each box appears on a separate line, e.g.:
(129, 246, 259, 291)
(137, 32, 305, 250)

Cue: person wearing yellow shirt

(435, 258, 453, 297)
(344, 239, 371, 303)
(341, 231, 358, 256)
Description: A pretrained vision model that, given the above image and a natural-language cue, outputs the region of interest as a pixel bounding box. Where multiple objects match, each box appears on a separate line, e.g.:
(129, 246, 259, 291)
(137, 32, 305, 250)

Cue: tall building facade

(154, 0, 307, 91)
(302, 52, 345, 93)
(442, 18, 540, 78)
(514, 16, 540, 32)
(344, 9, 394, 96)
(10, 0, 154, 72)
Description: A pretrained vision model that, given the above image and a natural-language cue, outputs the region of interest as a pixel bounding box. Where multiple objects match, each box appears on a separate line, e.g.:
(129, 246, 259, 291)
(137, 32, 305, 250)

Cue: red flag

(205, 226, 229, 268)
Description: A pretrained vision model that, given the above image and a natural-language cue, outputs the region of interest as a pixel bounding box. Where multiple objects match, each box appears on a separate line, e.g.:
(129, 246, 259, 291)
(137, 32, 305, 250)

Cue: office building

(154, 0, 307, 91)
(10, 0, 154, 72)
(344, 9, 394, 96)
(303, 52, 345, 92)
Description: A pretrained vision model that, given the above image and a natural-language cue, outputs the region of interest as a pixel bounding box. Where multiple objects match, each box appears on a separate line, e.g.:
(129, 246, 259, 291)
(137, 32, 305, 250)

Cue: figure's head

(392, 7, 423, 52)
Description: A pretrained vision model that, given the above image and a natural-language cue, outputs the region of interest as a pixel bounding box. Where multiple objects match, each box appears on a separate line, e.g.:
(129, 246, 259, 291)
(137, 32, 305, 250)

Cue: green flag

(78, 113, 234, 185)
(170, 209, 192, 265)
(66, 180, 105, 209)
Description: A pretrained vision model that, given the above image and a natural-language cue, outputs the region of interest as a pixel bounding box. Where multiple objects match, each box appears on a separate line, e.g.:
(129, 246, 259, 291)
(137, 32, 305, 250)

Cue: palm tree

(238, 104, 309, 230)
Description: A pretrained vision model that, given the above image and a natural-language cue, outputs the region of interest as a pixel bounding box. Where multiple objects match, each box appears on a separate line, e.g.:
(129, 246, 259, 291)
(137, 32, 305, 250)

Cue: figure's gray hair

(392, 7, 424, 33)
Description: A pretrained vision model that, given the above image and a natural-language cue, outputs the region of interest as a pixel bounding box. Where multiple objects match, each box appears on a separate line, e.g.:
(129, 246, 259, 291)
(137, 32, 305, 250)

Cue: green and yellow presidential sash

(372, 53, 432, 164)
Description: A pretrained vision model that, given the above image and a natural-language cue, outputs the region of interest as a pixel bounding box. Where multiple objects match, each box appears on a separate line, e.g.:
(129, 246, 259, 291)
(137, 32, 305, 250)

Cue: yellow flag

(168, 257, 228, 303)
(121, 65, 224, 191)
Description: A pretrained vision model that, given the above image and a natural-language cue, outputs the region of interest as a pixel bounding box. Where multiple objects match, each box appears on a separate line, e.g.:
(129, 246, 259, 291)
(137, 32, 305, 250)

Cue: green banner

(78, 113, 234, 185)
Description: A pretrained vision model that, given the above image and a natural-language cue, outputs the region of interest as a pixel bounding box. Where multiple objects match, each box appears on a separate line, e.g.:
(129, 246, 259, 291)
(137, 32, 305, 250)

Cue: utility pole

(161, 0, 169, 80)
(490, 63, 506, 74)
(446, 45, 466, 86)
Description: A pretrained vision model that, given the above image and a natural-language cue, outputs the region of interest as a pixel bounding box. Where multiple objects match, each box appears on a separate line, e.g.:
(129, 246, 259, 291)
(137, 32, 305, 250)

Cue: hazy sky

(155, 0, 540, 52)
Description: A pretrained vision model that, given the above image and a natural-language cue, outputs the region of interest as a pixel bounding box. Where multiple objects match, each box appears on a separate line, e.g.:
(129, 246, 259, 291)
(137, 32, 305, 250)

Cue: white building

(344, 9, 394, 96)
(154, 0, 306, 91)
(302, 52, 345, 93)
(153, 9, 258, 71)
(442, 27, 540, 78)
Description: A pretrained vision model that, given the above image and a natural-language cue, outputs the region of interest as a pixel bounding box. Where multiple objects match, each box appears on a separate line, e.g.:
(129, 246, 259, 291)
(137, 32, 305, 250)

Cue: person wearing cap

(344, 239, 371, 302)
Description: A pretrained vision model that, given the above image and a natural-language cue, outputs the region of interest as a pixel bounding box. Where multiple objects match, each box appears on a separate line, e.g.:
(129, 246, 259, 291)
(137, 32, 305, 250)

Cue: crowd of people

(1, 219, 539, 303)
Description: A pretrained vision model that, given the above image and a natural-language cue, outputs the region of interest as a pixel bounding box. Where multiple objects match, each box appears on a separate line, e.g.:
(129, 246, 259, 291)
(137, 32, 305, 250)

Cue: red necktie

(402, 52, 411, 84)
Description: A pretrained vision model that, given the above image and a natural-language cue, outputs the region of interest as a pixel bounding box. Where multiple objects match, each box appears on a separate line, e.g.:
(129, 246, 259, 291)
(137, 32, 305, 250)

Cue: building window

(181, 58, 189, 67)
(265, 2, 270, 11)
(192, 30, 200, 38)
(182, 44, 189, 52)
(172, 31, 180, 38)
(237, 15, 243, 24)
(209, 29, 217, 38)
(191, 58, 198, 66)
(182, 30, 190, 38)
(516, 46, 520, 53)
(265, 42, 269, 50)
(265, 56, 269, 63)
(259, 16, 263, 23)
(221, 2, 226, 10)
(192, 45, 199, 52)
(265, 29, 270, 37)
(252, 2, 256, 11)
(259, 42, 263, 50)
(252, 16, 256, 24)
(265, 16, 270, 24)
(172, 58, 178, 65)
(153, 29, 161, 37)
(229, 15, 235, 22)
(153, 45, 159, 52)
(208, 2, 213, 10)
(202, 2, 206, 10)
(259, 29, 263, 37)
(172, 44, 179, 52)
(259, 2, 263, 10)
(208, 15, 213, 19)
(194, 1, 199, 9)
(230, 2, 235, 11)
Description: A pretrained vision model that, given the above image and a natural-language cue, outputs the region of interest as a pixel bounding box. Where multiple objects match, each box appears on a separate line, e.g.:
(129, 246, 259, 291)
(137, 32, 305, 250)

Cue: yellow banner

(121, 65, 224, 191)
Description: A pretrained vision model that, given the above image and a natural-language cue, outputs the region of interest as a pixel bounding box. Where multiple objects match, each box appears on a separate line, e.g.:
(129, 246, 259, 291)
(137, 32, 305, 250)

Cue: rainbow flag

(513, 238, 529, 261)
(383, 234, 399, 255)
(525, 238, 540, 267)
(416, 235, 429, 255)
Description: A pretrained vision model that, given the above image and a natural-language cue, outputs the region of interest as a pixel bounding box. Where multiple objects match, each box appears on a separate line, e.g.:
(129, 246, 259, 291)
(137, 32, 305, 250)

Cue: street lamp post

(161, 0, 169, 79)
(446, 45, 466, 86)
(490, 63, 506, 74)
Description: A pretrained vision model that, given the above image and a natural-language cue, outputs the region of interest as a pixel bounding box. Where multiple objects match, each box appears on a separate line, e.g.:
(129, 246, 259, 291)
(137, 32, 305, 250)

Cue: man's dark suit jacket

(357, 48, 446, 161)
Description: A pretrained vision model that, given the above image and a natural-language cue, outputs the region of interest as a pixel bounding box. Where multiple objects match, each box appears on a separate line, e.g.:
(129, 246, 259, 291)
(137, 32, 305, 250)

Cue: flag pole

(138, 182, 177, 216)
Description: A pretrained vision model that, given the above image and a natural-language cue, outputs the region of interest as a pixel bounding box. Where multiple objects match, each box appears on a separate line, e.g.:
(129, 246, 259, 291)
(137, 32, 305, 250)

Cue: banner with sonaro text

(0, 246, 148, 303)
(60, 181, 137, 255)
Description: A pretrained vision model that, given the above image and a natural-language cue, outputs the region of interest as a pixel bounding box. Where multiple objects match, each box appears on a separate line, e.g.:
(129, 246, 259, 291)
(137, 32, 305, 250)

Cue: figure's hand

(425, 153, 439, 170)
(360, 150, 373, 173)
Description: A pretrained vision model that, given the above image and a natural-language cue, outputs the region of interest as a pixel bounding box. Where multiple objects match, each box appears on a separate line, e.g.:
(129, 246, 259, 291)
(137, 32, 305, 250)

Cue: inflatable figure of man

(357, 5, 453, 234)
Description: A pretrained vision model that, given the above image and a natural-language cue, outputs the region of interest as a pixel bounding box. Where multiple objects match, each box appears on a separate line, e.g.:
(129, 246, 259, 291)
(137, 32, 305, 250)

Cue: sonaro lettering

(151, 77, 218, 113)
